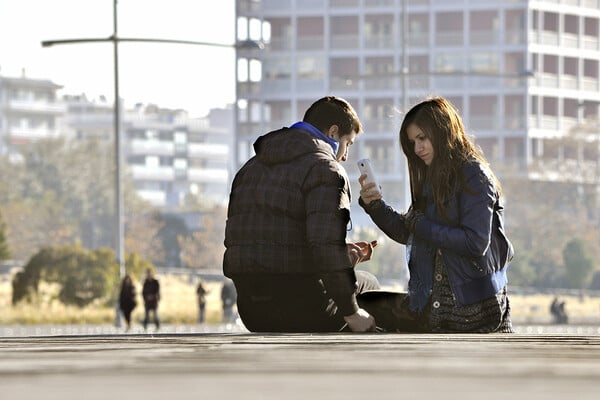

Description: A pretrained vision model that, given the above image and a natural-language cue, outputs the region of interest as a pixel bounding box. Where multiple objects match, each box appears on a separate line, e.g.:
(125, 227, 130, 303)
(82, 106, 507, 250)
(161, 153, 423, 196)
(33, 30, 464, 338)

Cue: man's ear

(326, 125, 339, 140)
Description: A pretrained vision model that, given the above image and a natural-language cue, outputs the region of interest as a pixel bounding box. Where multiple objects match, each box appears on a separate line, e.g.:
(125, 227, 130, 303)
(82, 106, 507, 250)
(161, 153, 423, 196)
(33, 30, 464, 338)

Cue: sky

(0, 0, 236, 118)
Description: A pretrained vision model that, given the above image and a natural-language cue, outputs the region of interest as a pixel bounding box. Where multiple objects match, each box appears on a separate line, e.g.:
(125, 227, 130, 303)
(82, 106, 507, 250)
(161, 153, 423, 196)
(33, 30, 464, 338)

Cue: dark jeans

(356, 291, 428, 332)
(234, 270, 380, 333)
(143, 306, 160, 329)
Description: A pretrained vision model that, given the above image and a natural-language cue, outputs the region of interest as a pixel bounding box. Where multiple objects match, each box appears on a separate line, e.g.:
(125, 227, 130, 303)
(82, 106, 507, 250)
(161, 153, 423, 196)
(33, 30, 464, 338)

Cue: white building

(64, 97, 233, 208)
(1, 71, 233, 210)
(234, 0, 600, 215)
(0, 72, 65, 156)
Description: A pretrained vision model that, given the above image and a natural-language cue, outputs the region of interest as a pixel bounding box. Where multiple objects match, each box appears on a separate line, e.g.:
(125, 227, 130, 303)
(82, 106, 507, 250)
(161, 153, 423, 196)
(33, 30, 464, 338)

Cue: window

(435, 52, 465, 72)
(469, 52, 499, 74)
(263, 57, 291, 80)
(543, 12, 559, 32)
(297, 56, 324, 80)
(542, 96, 558, 116)
(543, 54, 559, 74)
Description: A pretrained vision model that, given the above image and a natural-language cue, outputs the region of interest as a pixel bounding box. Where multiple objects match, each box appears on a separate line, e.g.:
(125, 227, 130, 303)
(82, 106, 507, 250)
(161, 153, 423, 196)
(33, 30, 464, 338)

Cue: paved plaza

(0, 329, 599, 400)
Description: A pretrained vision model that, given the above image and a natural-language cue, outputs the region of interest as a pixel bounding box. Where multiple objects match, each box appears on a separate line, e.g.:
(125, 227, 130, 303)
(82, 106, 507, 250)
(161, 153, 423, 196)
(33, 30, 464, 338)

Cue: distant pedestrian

(221, 278, 237, 324)
(119, 274, 137, 331)
(196, 280, 209, 324)
(550, 296, 568, 324)
(142, 268, 160, 330)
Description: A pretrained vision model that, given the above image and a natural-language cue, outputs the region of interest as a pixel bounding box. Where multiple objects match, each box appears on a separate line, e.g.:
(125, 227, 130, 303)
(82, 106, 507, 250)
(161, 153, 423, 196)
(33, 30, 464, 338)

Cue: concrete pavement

(1, 331, 599, 400)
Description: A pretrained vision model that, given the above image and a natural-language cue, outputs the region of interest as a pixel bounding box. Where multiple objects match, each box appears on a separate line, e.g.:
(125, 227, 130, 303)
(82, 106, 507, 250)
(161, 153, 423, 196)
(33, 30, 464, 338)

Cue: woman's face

(407, 123, 434, 165)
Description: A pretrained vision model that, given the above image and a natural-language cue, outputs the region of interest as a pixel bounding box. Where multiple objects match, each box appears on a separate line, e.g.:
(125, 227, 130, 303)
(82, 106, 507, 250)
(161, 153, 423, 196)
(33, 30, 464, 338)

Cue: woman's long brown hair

(399, 97, 501, 221)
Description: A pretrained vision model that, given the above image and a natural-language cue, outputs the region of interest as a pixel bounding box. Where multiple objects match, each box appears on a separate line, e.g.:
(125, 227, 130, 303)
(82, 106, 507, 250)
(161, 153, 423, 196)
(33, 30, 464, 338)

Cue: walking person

(358, 97, 514, 333)
(118, 274, 137, 331)
(196, 279, 209, 324)
(142, 268, 160, 331)
(223, 96, 380, 333)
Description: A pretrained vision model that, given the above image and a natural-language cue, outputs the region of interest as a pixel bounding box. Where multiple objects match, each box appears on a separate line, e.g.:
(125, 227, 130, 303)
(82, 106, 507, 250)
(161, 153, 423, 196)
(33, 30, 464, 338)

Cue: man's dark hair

(303, 96, 362, 136)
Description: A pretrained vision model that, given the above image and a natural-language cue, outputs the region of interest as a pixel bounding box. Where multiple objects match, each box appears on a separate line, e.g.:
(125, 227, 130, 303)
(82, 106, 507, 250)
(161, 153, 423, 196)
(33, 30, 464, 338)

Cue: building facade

(0, 72, 65, 157)
(65, 97, 233, 208)
(234, 0, 600, 217)
(0, 77, 233, 210)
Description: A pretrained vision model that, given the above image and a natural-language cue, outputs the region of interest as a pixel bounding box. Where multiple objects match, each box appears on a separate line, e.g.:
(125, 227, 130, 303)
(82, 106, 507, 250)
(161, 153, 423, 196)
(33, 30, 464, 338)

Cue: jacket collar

(290, 121, 339, 155)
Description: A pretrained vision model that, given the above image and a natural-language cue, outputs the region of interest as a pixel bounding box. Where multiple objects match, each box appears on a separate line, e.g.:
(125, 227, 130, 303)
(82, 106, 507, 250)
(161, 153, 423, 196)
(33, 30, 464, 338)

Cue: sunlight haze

(0, 0, 236, 118)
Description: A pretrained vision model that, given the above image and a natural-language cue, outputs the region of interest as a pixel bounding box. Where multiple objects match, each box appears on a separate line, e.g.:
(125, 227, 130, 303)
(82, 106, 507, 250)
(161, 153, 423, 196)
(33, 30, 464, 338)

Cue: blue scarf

(290, 121, 339, 155)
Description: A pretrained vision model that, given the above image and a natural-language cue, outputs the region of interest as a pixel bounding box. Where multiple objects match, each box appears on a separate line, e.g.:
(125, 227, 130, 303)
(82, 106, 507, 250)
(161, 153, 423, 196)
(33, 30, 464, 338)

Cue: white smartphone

(357, 158, 381, 195)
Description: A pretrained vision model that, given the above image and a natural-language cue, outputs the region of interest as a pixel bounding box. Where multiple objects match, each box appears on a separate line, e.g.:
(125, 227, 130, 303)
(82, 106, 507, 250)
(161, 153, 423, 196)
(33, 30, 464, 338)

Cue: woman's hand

(358, 174, 383, 205)
(404, 205, 424, 233)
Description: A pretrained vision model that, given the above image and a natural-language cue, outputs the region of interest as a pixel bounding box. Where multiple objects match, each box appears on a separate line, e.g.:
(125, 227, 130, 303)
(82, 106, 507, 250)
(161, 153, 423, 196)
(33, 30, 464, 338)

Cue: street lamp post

(41, 0, 261, 326)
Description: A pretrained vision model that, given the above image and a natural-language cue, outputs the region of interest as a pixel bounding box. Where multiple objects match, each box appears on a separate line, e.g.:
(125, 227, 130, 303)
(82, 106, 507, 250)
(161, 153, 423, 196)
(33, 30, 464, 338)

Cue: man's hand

(347, 240, 377, 266)
(343, 308, 376, 332)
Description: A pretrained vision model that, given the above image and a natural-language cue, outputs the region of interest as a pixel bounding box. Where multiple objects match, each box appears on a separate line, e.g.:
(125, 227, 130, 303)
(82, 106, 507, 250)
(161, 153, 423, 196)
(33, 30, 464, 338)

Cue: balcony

(504, 115, 527, 130)
(364, 35, 395, 49)
(262, 79, 292, 95)
(408, 32, 429, 47)
(365, 0, 395, 7)
(583, 0, 600, 9)
(297, 35, 324, 50)
(137, 190, 166, 207)
(583, 35, 600, 51)
(128, 139, 175, 156)
(6, 100, 66, 114)
(188, 168, 228, 183)
(505, 29, 526, 46)
(330, 0, 360, 8)
(296, 78, 325, 92)
(364, 76, 398, 91)
(330, 77, 359, 91)
(238, 81, 261, 97)
(129, 165, 174, 181)
(583, 77, 599, 92)
(561, 75, 578, 90)
(8, 127, 61, 141)
(330, 34, 360, 50)
(363, 117, 396, 133)
(269, 37, 293, 51)
(469, 30, 500, 46)
(261, 0, 292, 11)
(435, 31, 463, 47)
(188, 143, 228, 158)
(469, 115, 500, 131)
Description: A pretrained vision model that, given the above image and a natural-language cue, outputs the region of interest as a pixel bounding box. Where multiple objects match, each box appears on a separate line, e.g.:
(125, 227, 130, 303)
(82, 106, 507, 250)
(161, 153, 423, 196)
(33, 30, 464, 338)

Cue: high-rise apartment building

(234, 0, 600, 219)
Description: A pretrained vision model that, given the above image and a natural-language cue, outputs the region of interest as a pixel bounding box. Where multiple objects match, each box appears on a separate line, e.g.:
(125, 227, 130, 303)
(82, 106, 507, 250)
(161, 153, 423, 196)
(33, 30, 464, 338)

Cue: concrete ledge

(1, 332, 599, 399)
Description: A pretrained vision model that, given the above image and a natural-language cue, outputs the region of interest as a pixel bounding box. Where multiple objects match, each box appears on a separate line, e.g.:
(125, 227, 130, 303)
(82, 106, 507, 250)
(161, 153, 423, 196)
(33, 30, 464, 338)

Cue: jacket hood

(253, 127, 334, 166)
